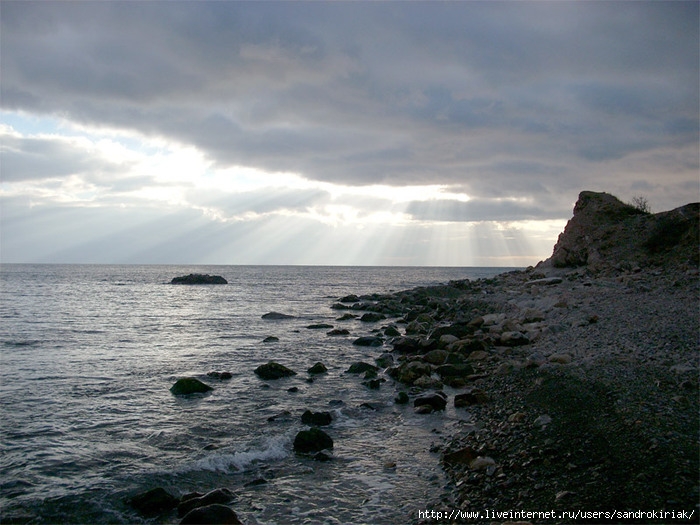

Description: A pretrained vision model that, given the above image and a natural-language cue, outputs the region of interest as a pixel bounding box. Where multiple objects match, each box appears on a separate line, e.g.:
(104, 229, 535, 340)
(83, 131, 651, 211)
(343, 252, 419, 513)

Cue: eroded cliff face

(539, 191, 699, 271)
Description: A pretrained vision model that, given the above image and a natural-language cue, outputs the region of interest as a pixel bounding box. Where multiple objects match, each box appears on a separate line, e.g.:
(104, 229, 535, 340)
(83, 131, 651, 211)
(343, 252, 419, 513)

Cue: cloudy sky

(1, 1, 698, 266)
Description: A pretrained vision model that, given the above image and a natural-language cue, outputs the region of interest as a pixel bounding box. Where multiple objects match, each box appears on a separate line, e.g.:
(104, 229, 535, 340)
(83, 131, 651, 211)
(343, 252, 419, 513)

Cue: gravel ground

(424, 265, 699, 524)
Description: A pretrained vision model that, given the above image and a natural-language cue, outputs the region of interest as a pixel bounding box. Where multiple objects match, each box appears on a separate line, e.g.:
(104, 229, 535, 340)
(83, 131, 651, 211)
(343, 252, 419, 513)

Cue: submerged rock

(179, 504, 242, 525)
(171, 274, 227, 285)
(178, 488, 235, 517)
(262, 311, 295, 320)
(254, 362, 297, 380)
(129, 487, 178, 516)
(170, 378, 213, 396)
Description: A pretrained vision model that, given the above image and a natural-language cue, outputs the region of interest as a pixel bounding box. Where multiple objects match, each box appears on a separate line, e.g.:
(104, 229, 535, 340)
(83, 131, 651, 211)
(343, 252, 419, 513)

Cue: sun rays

(2, 113, 561, 266)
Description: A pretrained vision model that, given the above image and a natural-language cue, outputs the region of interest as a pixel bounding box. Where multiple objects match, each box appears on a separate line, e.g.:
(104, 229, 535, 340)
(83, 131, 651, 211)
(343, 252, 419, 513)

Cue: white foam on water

(183, 434, 292, 473)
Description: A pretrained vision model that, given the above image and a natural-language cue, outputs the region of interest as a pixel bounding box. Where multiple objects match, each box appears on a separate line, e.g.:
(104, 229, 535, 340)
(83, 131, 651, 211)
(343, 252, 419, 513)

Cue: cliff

(538, 190, 699, 271)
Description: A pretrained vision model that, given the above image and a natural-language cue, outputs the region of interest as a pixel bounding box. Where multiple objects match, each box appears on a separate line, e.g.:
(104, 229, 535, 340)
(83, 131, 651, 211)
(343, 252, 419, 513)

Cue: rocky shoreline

(131, 191, 697, 525)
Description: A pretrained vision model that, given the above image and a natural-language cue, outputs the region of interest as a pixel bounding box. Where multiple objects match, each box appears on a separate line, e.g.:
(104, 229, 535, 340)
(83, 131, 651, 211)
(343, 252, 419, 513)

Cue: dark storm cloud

(1, 1, 698, 202)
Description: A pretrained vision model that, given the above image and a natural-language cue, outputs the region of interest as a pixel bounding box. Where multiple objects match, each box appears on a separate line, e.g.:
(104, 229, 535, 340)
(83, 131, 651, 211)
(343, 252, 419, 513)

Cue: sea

(0, 264, 515, 525)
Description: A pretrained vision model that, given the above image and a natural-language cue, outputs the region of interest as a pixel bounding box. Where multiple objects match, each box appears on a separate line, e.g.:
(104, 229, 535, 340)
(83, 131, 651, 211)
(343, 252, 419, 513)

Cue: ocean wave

(184, 434, 292, 474)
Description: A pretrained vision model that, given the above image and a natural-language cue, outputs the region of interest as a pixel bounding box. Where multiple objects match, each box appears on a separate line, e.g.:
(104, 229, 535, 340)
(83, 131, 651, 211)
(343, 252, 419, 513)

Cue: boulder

(307, 362, 328, 374)
(171, 274, 227, 285)
(360, 312, 386, 322)
(414, 391, 447, 411)
(261, 311, 295, 319)
(179, 504, 242, 525)
(346, 362, 378, 374)
(301, 410, 332, 426)
(129, 487, 178, 516)
(454, 389, 490, 407)
(254, 362, 297, 380)
(375, 353, 395, 368)
(170, 378, 213, 396)
(435, 363, 474, 379)
(307, 323, 334, 329)
(262, 336, 279, 342)
(327, 328, 350, 336)
(293, 427, 334, 453)
(352, 336, 383, 347)
(422, 349, 448, 365)
(397, 360, 432, 384)
(178, 488, 235, 517)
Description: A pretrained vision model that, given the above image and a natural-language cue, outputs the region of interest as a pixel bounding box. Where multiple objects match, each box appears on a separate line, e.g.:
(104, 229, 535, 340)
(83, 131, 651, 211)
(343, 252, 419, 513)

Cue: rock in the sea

(261, 311, 295, 319)
(178, 488, 235, 517)
(327, 328, 350, 336)
(179, 504, 242, 525)
(301, 410, 332, 426)
(254, 362, 297, 380)
(307, 323, 334, 329)
(293, 427, 334, 453)
(352, 336, 383, 347)
(207, 371, 232, 380)
(129, 487, 178, 516)
(262, 336, 279, 342)
(170, 377, 213, 396)
(171, 274, 227, 285)
(307, 362, 328, 374)
(346, 362, 378, 374)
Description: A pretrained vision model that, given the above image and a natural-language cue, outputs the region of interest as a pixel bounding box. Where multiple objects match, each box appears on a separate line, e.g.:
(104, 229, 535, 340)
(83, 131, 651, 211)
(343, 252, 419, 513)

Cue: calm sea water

(0, 264, 513, 524)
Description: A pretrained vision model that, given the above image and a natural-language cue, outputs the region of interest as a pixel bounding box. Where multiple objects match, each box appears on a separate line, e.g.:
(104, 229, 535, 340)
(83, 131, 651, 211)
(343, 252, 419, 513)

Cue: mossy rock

(170, 377, 213, 395)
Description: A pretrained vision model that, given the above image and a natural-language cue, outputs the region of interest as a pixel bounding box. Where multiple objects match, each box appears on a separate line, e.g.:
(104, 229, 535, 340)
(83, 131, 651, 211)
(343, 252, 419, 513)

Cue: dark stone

(170, 377, 213, 396)
(177, 488, 235, 517)
(352, 336, 383, 347)
(394, 391, 409, 404)
(262, 336, 279, 342)
(435, 363, 474, 379)
(245, 478, 267, 487)
(254, 362, 297, 380)
(346, 362, 379, 374)
(179, 504, 242, 525)
(307, 323, 334, 329)
(207, 371, 232, 380)
(392, 336, 423, 354)
(262, 311, 295, 319)
(360, 312, 386, 322)
(301, 410, 332, 426)
(287, 386, 299, 393)
(375, 353, 394, 368)
(307, 362, 328, 374)
(129, 487, 178, 516)
(339, 294, 360, 303)
(336, 313, 357, 320)
(293, 427, 333, 453)
(384, 325, 401, 337)
(454, 389, 490, 407)
(414, 391, 448, 411)
(327, 328, 350, 336)
(363, 378, 383, 389)
(171, 274, 227, 285)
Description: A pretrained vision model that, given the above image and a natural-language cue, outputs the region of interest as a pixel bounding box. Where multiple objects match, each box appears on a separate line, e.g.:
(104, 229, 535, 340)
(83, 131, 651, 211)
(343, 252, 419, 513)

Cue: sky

(1, 1, 698, 266)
